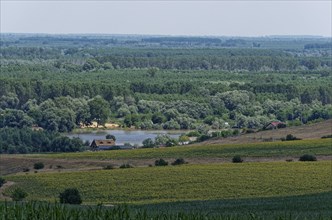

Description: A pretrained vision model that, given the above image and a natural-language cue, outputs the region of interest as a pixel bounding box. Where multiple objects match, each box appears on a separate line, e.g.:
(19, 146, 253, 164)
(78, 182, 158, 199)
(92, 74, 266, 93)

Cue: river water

(67, 130, 185, 146)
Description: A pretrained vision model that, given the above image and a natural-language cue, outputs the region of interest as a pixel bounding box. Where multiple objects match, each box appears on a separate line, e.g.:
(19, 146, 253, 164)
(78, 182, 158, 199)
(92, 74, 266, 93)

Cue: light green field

(19, 138, 331, 160)
(5, 161, 331, 205)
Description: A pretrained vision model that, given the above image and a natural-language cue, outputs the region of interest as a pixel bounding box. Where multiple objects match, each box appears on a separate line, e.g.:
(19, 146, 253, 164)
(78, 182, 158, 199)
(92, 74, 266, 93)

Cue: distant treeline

(304, 43, 332, 50)
(0, 128, 84, 154)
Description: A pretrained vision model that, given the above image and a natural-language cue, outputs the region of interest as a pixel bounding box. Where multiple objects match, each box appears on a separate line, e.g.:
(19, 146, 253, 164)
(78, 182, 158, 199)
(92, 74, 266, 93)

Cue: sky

(1, 1, 331, 37)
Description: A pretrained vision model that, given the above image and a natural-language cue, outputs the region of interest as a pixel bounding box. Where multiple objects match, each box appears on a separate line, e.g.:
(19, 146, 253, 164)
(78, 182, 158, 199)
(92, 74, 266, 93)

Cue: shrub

(232, 155, 243, 163)
(171, 158, 187, 166)
(22, 168, 30, 172)
(103, 165, 115, 170)
(142, 138, 155, 148)
(34, 162, 44, 170)
(299, 154, 317, 162)
(105, 134, 116, 141)
(11, 187, 28, 201)
(0, 177, 6, 188)
(155, 158, 168, 166)
(283, 134, 301, 141)
(197, 134, 210, 142)
(186, 131, 200, 137)
(59, 188, 82, 204)
(119, 163, 133, 169)
(321, 134, 332, 139)
(165, 139, 178, 147)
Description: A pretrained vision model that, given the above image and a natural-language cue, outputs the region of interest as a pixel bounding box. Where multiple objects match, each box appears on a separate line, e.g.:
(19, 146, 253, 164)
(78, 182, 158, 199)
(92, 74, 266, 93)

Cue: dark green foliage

(105, 134, 116, 141)
(0, 128, 84, 154)
(197, 135, 210, 142)
(299, 154, 317, 161)
(232, 156, 243, 163)
(0, 177, 6, 188)
(142, 138, 155, 148)
(11, 187, 28, 201)
(119, 164, 133, 169)
(103, 165, 115, 170)
(59, 188, 82, 204)
(171, 158, 187, 166)
(22, 168, 30, 172)
(0, 34, 331, 137)
(155, 159, 168, 166)
(33, 162, 44, 170)
(321, 134, 332, 139)
(1, 192, 332, 219)
(186, 131, 201, 137)
(88, 96, 110, 127)
(282, 134, 302, 141)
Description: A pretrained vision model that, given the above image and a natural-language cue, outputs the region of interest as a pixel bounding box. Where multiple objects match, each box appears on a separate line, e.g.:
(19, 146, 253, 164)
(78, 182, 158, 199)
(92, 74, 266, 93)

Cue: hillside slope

(204, 119, 332, 145)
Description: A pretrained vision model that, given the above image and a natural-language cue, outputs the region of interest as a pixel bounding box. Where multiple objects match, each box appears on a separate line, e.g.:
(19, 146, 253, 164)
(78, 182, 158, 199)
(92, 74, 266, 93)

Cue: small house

(264, 121, 286, 130)
(90, 139, 116, 151)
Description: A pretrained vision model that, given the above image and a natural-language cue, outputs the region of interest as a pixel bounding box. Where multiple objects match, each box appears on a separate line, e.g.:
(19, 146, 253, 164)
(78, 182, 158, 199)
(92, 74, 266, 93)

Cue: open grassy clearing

(10, 138, 330, 161)
(4, 161, 331, 205)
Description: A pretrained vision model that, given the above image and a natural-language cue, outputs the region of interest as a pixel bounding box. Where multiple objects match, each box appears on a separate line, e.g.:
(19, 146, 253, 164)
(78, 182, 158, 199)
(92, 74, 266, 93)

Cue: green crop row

(24, 138, 331, 160)
(2, 199, 331, 220)
(5, 161, 331, 205)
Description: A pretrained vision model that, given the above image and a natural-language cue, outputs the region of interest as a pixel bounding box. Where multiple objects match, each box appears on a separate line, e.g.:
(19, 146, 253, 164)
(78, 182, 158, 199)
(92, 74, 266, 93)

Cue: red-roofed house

(264, 121, 286, 130)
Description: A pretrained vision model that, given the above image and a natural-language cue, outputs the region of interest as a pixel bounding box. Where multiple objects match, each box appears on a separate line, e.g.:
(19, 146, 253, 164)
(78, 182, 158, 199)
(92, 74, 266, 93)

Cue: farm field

(2, 161, 331, 218)
(1, 191, 332, 220)
(1, 138, 330, 176)
(4, 161, 331, 204)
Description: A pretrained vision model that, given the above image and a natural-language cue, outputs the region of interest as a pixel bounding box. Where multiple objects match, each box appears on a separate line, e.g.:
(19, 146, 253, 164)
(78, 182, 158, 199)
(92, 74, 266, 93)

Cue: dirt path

(0, 181, 14, 201)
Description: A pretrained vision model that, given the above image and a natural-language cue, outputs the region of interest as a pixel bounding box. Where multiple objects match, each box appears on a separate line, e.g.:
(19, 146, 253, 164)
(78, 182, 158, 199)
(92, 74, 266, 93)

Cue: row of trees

(1, 91, 331, 132)
(0, 128, 84, 154)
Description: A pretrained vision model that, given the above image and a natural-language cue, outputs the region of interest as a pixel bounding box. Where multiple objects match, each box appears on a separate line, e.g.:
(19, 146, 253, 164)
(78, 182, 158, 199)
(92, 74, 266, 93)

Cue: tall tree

(88, 96, 110, 127)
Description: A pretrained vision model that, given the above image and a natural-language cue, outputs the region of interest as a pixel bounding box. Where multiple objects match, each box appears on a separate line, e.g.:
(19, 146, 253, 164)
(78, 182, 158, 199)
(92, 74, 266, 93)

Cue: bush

(34, 162, 44, 170)
(232, 155, 243, 163)
(119, 163, 133, 169)
(299, 154, 317, 161)
(59, 188, 82, 204)
(165, 139, 178, 147)
(155, 158, 168, 166)
(11, 187, 28, 201)
(321, 134, 332, 139)
(0, 177, 6, 188)
(142, 138, 155, 148)
(283, 134, 301, 141)
(105, 134, 116, 141)
(197, 134, 210, 142)
(22, 168, 30, 172)
(103, 165, 115, 170)
(171, 158, 187, 166)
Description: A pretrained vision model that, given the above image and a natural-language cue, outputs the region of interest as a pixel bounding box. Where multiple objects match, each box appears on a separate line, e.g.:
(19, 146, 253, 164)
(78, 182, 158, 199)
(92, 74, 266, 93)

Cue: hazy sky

(1, 1, 331, 37)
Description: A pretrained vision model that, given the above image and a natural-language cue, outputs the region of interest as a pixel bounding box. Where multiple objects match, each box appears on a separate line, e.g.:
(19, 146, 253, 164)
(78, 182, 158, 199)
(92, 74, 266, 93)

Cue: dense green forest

(0, 34, 331, 153)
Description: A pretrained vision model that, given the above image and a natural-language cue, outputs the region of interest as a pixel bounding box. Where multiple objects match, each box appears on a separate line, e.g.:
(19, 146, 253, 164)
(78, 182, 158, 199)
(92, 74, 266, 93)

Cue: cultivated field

(2, 161, 331, 218)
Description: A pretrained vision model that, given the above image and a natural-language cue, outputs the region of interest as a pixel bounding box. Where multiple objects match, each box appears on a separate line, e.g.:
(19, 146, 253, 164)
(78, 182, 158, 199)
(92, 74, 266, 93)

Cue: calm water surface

(67, 130, 185, 146)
